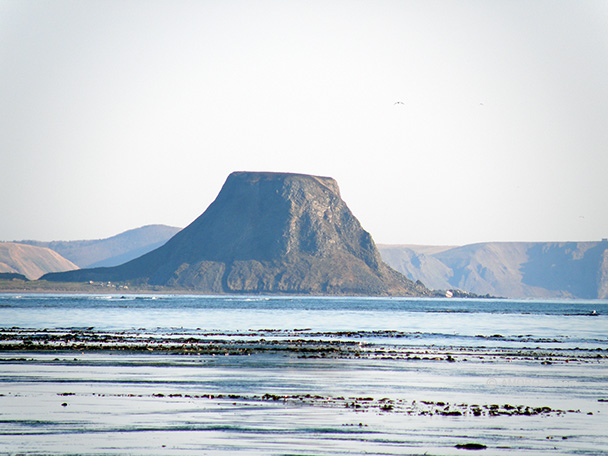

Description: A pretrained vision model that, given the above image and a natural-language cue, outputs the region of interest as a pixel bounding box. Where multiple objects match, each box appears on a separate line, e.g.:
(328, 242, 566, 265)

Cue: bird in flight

(394, 101, 405, 105)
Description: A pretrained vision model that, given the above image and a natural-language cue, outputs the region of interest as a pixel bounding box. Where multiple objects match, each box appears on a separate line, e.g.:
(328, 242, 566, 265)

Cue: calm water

(1, 294, 607, 455)
(1, 294, 606, 348)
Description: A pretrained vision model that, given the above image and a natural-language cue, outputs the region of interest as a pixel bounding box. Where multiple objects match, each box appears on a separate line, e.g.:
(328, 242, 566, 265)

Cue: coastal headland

(39, 172, 429, 296)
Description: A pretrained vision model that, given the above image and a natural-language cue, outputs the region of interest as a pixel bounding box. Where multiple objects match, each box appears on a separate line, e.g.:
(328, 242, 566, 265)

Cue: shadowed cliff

(43, 172, 429, 296)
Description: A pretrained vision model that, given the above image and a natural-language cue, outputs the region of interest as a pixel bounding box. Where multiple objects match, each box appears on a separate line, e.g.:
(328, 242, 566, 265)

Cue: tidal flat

(1, 330, 607, 455)
(0, 294, 606, 455)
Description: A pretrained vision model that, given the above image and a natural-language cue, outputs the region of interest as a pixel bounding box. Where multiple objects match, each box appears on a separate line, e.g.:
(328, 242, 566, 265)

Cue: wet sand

(1, 328, 607, 455)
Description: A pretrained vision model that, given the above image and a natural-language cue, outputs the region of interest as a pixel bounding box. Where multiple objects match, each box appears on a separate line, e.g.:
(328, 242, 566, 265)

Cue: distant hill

(0, 242, 78, 280)
(0, 272, 29, 281)
(19, 225, 181, 268)
(42, 172, 430, 296)
(379, 241, 608, 299)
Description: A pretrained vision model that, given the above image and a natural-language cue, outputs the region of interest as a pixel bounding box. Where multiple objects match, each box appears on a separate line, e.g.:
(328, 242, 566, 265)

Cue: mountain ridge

(379, 241, 608, 299)
(17, 224, 181, 268)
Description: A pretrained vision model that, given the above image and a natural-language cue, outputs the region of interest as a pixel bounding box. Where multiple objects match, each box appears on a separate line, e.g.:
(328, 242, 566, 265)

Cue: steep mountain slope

(42, 172, 429, 296)
(0, 243, 78, 280)
(380, 241, 608, 299)
(19, 225, 180, 268)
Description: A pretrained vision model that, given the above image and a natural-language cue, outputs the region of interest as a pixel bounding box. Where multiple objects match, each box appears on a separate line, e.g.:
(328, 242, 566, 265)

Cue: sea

(0, 294, 607, 455)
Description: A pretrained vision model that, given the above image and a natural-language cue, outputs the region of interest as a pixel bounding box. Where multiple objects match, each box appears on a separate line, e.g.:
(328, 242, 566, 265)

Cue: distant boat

(445, 290, 453, 298)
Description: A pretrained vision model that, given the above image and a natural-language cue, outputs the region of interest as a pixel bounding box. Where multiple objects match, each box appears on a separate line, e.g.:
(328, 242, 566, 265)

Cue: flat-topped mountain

(43, 172, 429, 296)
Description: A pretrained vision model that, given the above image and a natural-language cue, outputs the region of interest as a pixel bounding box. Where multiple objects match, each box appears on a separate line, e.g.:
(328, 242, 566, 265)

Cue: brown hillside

(0, 242, 78, 280)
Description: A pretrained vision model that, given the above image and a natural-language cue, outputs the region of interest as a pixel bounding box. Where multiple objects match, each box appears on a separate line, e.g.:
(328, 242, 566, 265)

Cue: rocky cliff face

(598, 249, 608, 299)
(43, 172, 428, 296)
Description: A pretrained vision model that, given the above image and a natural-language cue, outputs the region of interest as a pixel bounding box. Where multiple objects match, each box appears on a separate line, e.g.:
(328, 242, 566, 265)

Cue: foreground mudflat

(1, 294, 606, 455)
(1, 333, 607, 455)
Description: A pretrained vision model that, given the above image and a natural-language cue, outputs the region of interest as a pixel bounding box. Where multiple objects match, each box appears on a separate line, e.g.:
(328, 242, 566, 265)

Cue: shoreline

(3, 286, 608, 303)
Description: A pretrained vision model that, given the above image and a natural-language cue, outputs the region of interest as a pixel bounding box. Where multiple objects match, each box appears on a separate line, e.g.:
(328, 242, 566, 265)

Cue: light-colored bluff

(43, 172, 430, 296)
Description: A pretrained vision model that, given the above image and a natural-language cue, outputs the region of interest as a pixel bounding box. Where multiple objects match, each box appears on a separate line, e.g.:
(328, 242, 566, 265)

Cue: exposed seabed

(1, 329, 607, 455)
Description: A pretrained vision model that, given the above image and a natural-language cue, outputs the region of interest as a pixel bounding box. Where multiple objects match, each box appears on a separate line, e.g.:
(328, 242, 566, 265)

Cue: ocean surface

(1, 294, 607, 455)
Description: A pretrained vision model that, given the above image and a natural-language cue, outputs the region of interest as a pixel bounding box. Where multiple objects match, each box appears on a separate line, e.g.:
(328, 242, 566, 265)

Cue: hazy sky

(1, 0, 607, 245)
